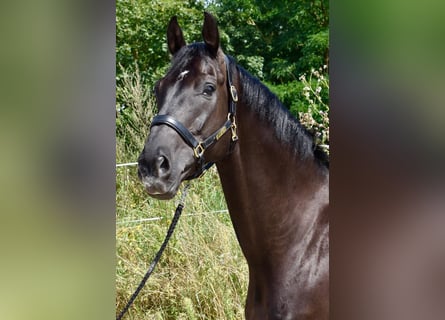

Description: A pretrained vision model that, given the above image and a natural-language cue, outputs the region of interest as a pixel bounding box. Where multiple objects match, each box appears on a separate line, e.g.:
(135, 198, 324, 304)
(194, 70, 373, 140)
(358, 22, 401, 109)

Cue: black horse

(138, 12, 329, 320)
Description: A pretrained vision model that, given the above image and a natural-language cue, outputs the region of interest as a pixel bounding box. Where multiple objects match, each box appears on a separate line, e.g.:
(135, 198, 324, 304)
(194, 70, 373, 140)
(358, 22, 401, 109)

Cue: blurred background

(331, 1, 445, 319)
(0, 0, 444, 319)
(0, 1, 115, 319)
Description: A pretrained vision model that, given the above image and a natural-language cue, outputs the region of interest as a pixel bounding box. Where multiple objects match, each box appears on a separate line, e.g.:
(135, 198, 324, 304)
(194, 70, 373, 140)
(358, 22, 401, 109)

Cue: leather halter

(150, 55, 238, 179)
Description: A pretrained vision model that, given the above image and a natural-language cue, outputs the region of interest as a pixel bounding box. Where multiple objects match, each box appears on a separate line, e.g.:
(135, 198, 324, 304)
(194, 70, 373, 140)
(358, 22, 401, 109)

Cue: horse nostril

(156, 155, 170, 176)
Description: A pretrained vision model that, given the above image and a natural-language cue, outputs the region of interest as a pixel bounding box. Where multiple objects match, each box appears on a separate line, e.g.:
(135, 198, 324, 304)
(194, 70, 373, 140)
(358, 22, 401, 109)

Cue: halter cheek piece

(150, 55, 238, 179)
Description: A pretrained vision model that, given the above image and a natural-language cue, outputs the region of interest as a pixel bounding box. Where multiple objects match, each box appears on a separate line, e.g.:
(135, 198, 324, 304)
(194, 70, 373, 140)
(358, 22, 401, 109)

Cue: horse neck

(215, 96, 329, 264)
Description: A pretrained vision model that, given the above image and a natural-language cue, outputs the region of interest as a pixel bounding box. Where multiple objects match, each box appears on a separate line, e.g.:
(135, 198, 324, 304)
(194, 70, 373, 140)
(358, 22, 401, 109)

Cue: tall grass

(116, 63, 155, 160)
(116, 66, 248, 319)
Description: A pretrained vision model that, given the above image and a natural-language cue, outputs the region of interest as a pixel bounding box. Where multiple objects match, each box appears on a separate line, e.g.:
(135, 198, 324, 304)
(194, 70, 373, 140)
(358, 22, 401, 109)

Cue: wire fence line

(116, 162, 138, 168)
(117, 209, 229, 226)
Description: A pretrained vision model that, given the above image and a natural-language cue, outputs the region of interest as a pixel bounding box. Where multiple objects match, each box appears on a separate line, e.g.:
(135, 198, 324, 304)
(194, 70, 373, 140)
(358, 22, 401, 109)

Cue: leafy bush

(266, 67, 329, 151)
(297, 30, 329, 73)
(236, 55, 265, 79)
(116, 0, 205, 92)
(265, 81, 306, 116)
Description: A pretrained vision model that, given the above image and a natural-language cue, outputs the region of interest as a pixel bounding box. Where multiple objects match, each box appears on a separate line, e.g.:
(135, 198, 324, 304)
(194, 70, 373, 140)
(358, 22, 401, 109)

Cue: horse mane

(229, 56, 329, 168)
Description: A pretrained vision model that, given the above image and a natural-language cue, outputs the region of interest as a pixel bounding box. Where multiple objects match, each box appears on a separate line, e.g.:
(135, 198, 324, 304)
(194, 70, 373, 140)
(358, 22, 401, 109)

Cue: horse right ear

(202, 12, 219, 57)
(167, 16, 186, 55)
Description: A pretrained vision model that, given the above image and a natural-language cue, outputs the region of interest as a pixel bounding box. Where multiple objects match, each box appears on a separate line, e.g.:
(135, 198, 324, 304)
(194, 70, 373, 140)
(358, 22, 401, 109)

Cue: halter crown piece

(150, 55, 238, 179)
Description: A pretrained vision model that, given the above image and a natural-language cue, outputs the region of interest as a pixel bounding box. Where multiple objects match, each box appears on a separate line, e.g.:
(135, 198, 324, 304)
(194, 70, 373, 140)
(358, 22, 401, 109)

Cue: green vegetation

(116, 1, 329, 318)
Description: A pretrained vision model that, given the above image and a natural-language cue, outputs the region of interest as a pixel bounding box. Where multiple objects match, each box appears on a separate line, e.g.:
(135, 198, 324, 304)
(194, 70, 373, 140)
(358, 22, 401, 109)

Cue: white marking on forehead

(177, 70, 189, 81)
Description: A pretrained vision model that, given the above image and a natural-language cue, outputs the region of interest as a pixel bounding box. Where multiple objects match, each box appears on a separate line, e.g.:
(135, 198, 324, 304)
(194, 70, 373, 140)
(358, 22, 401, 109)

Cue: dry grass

(116, 166, 248, 319)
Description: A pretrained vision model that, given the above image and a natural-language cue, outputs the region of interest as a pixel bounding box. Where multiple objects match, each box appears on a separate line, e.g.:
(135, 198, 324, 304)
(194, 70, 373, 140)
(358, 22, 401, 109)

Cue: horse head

(138, 13, 237, 199)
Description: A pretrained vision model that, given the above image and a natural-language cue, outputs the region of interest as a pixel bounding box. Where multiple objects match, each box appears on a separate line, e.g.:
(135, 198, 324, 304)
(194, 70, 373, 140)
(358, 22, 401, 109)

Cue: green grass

(116, 159, 248, 319)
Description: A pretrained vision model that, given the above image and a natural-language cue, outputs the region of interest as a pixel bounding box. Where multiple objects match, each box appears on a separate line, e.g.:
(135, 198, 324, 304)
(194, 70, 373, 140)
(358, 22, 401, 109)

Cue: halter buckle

(193, 143, 205, 159)
(230, 85, 238, 102)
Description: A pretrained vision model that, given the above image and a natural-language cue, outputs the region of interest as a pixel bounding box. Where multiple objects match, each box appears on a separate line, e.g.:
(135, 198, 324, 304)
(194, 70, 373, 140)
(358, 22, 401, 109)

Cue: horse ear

(202, 12, 219, 56)
(167, 16, 186, 55)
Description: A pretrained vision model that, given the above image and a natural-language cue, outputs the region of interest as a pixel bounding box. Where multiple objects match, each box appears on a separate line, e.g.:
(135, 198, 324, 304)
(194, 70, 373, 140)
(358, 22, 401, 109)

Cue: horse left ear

(202, 12, 219, 56)
(167, 16, 186, 55)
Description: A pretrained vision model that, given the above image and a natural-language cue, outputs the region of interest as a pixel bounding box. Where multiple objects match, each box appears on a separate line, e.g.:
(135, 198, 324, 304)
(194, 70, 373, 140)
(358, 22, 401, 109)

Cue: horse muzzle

(137, 148, 179, 199)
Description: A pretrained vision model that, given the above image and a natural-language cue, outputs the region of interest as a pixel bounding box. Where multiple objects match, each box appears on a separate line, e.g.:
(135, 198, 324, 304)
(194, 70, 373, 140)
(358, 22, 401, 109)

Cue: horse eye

(203, 84, 216, 96)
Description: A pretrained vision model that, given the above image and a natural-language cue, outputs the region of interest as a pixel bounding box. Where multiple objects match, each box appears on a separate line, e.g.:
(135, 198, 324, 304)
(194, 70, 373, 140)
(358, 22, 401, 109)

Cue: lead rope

(116, 182, 191, 320)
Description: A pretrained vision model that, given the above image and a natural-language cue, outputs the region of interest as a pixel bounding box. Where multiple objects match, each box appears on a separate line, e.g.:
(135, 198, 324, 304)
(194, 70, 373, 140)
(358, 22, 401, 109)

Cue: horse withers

(138, 12, 329, 320)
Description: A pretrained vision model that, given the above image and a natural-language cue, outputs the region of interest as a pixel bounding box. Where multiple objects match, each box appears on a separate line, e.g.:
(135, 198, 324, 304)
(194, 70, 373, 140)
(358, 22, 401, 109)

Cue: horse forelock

(167, 43, 216, 79)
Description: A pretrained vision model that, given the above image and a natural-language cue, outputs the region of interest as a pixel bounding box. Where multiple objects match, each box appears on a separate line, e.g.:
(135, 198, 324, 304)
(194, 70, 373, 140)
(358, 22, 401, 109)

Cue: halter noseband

(150, 55, 238, 179)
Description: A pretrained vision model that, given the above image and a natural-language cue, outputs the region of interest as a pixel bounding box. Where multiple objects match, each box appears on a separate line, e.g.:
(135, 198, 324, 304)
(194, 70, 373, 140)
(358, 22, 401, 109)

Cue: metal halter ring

(193, 143, 205, 159)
